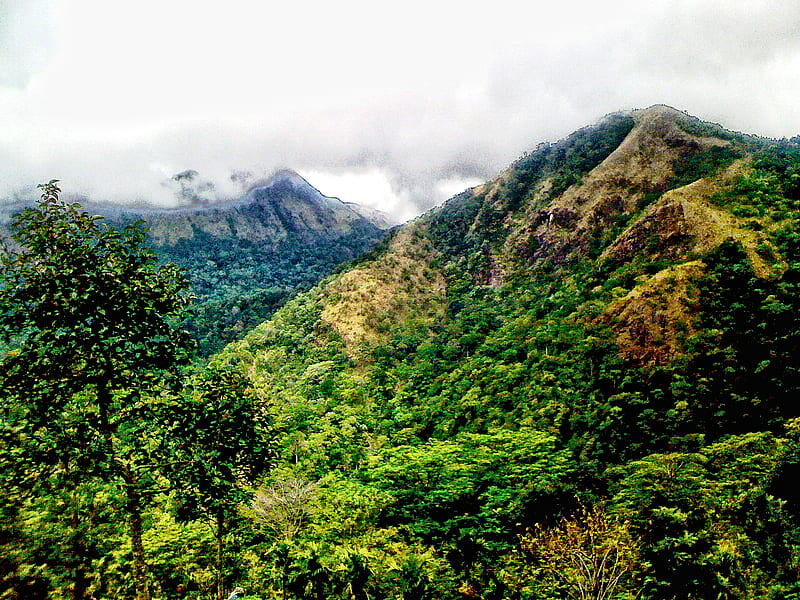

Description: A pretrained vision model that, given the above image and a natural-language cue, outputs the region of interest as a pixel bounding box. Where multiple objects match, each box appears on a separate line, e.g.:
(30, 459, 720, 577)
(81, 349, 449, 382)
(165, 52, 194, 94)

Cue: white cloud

(0, 0, 55, 88)
(2, 0, 800, 218)
(299, 168, 416, 223)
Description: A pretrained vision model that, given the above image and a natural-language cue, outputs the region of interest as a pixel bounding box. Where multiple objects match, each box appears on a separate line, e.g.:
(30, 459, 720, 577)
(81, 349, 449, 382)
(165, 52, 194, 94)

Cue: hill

(4, 105, 800, 599)
(214, 105, 800, 598)
(107, 169, 391, 354)
(1, 170, 391, 355)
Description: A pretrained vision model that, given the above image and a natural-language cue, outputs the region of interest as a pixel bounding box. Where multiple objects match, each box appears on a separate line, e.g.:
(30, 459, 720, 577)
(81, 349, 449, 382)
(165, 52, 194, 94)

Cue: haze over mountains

(105, 169, 394, 242)
(134, 170, 392, 354)
(1, 169, 393, 355)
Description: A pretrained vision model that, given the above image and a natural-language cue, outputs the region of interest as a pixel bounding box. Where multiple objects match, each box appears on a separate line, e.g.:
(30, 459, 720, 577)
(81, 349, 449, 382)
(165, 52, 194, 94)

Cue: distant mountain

(1, 170, 390, 355)
(214, 105, 800, 598)
(122, 170, 390, 354)
(105, 169, 391, 244)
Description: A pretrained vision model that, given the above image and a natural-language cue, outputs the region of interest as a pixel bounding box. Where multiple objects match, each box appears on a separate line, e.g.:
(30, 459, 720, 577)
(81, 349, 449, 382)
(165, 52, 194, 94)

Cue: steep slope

(115, 170, 389, 354)
(242, 106, 768, 359)
(224, 103, 796, 380)
(9, 107, 800, 600)
(217, 106, 800, 598)
(218, 104, 800, 448)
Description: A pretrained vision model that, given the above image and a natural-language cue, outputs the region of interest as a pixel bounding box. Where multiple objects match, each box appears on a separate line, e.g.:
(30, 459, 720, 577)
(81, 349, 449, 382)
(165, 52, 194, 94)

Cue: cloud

(0, 0, 55, 88)
(2, 0, 800, 221)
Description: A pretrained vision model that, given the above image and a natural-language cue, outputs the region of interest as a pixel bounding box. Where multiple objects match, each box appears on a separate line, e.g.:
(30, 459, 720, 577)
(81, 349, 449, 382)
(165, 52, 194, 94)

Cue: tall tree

(168, 361, 273, 600)
(520, 504, 641, 600)
(0, 181, 194, 600)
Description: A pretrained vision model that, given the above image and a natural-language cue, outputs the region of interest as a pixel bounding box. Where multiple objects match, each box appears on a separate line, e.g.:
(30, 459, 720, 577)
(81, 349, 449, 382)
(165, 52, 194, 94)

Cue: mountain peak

(269, 168, 309, 186)
(247, 169, 322, 198)
(635, 103, 685, 118)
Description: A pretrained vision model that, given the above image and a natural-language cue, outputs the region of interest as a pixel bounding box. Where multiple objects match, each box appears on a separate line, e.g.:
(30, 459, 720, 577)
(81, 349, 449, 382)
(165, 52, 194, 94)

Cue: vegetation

(0, 184, 270, 600)
(106, 186, 387, 357)
(3, 107, 800, 599)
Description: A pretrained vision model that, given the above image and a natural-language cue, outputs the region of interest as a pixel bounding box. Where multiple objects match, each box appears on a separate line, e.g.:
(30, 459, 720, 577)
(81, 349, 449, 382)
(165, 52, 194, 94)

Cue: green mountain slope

(110, 170, 390, 354)
(216, 105, 800, 598)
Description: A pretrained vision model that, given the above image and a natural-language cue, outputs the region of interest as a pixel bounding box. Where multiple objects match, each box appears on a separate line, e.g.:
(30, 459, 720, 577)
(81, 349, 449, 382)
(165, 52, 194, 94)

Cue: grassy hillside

(213, 105, 800, 598)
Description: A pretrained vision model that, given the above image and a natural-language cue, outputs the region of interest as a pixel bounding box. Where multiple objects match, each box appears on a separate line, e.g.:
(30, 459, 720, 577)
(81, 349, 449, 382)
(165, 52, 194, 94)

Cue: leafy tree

(609, 452, 721, 599)
(520, 504, 641, 600)
(608, 432, 800, 600)
(168, 361, 273, 600)
(0, 181, 194, 600)
(370, 428, 575, 597)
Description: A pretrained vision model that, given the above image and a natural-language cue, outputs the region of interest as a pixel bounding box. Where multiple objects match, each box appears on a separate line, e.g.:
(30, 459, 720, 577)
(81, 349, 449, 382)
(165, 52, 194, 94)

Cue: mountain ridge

(221, 102, 800, 420)
(7, 104, 800, 599)
(1, 170, 391, 355)
(103, 169, 392, 247)
(258, 104, 763, 360)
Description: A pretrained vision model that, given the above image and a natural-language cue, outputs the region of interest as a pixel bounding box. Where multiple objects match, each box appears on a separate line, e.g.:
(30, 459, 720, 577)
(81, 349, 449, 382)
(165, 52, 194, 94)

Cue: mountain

(226, 106, 781, 361)
(113, 169, 392, 246)
(1, 170, 390, 355)
(214, 105, 800, 598)
(343, 201, 397, 229)
(112, 170, 390, 354)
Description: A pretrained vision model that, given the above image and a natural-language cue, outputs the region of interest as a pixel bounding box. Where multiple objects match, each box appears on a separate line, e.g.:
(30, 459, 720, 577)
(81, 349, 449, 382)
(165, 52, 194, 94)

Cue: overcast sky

(2, 0, 800, 221)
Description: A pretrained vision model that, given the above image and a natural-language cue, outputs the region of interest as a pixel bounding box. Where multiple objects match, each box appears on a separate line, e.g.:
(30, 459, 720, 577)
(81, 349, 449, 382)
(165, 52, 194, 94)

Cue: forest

(2, 106, 800, 600)
(103, 174, 387, 357)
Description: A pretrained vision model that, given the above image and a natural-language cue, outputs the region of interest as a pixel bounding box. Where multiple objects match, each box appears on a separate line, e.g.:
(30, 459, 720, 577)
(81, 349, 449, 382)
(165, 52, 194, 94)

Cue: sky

(2, 0, 800, 222)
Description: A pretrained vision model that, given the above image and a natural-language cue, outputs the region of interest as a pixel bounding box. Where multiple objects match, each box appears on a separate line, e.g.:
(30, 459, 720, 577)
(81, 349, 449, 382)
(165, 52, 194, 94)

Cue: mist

(2, 0, 800, 222)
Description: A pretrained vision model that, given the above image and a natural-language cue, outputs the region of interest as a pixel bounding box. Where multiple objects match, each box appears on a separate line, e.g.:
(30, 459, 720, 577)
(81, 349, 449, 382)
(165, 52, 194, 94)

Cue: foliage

(507, 113, 636, 209)
(0, 181, 195, 600)
(428, 113, 635, 261)
(5, 111, 800, 600)
(165, 361, 274, 600)
(252, 476, 319, 542)
(520, 504, 641, 600)
(671, 144, 743, 189)
(609, 432, 799, 599)
(185, 287, 293, 357)
(130, 214, 385, 356)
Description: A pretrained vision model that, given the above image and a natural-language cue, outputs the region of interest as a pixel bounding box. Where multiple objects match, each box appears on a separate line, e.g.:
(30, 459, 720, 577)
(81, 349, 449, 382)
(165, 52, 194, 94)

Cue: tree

(0, 181, 194, 600)
(168, 361, 273, 600)
(520, 504, 641, 600)
(252, 476, 319, 543)
(609, 452, 721, 600)
(609, 435, 800, 600)
(370, 428, 575, 597)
